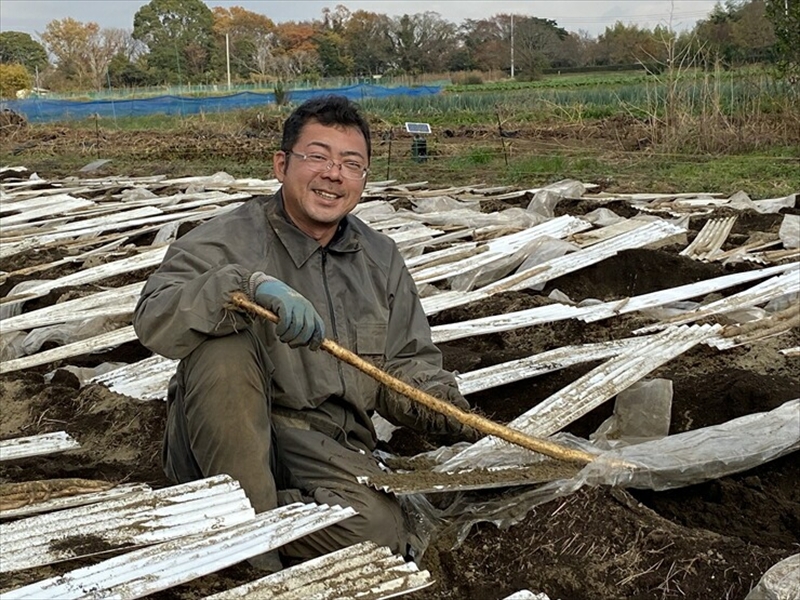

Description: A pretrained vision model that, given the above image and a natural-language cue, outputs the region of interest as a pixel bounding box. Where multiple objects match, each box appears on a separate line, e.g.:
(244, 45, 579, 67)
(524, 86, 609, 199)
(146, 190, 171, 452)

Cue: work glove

(378, 379, 482, 444)
(251, 275, 325, 350)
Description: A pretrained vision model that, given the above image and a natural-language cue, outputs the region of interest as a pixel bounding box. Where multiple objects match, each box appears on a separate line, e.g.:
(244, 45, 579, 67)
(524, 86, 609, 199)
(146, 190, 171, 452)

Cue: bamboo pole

(230, 292, 596, 465)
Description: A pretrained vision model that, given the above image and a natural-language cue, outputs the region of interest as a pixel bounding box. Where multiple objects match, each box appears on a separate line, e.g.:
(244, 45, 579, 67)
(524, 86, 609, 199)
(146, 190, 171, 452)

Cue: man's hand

(379, 381, 482, 444)
(253, 277, 325, 350)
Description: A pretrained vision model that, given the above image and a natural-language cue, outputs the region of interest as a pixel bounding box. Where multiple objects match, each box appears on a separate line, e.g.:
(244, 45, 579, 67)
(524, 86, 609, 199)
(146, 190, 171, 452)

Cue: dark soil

(0, 190, 797, 599)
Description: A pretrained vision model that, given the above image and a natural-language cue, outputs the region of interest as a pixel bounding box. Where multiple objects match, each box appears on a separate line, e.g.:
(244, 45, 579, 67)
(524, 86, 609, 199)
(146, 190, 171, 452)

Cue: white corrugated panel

(680, 216, 736, 260)
(2, 247, 167, 306)
(412, 216, 591, 285)
(91, 354, 178, 401)
(582, 262, 799, 323)
(423, 220, 686, 315)
(457, 338, 643, 395)
(2, 206, 163, 237)
(3, 502, 357, 600)
(635, 271, 800, 333)
(0, 197, 96, 227)
(439, 324, 721, 472)
(432, 302, 586, 343)
(0, 431, 80, 462)
(503, 592, 551, 600)
(0, 483, 152, 519)
(0, 474, 255, 573)
(0, 283, 143, 333)
(0, 325, 137, 375)
(207, 541, 432, 600)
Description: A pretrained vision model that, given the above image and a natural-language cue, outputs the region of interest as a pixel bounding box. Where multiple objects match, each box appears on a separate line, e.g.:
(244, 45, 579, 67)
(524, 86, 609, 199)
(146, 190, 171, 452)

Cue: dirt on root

(0, 204, 798, 599)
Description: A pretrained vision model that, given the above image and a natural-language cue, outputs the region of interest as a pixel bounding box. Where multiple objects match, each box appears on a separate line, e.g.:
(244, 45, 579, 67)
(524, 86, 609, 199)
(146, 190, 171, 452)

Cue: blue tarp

(3, 84, 443, 123)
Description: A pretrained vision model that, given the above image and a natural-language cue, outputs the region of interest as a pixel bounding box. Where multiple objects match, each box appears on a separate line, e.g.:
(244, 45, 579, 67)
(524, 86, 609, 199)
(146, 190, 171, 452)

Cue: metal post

(510, 14, 515, 79)
(226, 34, 232, 90)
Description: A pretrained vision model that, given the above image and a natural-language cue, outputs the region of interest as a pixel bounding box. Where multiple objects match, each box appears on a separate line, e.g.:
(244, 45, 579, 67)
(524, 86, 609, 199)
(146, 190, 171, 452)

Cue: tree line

(0, 0, 797, 97)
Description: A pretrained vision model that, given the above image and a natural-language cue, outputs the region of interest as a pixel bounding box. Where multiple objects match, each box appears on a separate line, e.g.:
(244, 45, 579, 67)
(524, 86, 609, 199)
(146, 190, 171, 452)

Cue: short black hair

(281, 95, 371, 160)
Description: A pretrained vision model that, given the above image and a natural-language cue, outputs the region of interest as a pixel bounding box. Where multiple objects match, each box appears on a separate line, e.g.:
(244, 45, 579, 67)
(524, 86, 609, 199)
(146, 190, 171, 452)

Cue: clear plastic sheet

(744, 554, 800, 600)
(516, 237, 581, 291)
(0, 280, 51, 319)
(20, 315, 131, 357)
(590, 379, 673, 450)
(778, 214, 800, 249)
(411, 196, 481, 213)
(448, 239, 545, 292)
(413, 400, 799, 552)
(583, 207, 626, 227)
(44, 362, 126, 387)
(526, 179, 586, 218)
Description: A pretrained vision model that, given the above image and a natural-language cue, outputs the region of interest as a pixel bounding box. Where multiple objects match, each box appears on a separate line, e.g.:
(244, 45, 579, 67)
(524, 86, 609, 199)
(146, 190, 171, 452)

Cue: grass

(3, 66, 798, 199)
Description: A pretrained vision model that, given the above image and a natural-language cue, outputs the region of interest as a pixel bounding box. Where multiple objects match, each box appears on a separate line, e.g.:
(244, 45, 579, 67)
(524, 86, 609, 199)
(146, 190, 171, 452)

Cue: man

(133, 95, 476, 568)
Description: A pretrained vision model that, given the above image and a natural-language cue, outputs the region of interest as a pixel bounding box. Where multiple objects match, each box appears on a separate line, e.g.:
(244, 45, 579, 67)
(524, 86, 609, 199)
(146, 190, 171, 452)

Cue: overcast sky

(1, 0, 720, 38)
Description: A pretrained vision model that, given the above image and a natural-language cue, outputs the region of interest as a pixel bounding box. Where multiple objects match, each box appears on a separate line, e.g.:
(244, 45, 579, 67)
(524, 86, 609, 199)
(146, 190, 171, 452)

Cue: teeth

(316, 190, 338, 200)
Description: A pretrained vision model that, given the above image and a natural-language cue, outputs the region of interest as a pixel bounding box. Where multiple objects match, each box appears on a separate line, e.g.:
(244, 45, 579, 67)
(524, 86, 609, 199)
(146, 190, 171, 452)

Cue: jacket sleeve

(133, 239, 253, 360)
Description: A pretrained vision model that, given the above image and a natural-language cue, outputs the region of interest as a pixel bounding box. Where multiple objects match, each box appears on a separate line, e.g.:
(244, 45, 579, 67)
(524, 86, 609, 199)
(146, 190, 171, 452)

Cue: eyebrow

(305, 141, 366, 161)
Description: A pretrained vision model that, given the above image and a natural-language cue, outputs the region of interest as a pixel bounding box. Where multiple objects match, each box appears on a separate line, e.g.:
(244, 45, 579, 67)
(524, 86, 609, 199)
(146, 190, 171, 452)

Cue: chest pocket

(353, 321, 387, 406)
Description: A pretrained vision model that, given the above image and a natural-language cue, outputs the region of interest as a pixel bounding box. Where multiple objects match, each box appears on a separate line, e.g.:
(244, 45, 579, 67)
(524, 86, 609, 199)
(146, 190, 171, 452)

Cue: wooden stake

(230, 292, 596, 465)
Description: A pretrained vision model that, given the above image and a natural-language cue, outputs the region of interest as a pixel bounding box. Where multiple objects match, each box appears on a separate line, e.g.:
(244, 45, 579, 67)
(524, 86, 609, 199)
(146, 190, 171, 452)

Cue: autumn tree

(596, 22, 669, 66)
(343, 10, 394, 76)
(0, 63, 31, 98)
(692, 0, 775, 66)
(390, 12, 458, 74)
(212, 6, 277, 81)
(0, 32, 48, 74)
(460, 17, 507, 71)
(512, 16, 571, 77)
(314, 6, 353, 77)
(133, 0, 216, 84)
(271, 21, 320, 79)
(41, 18, 128, 90)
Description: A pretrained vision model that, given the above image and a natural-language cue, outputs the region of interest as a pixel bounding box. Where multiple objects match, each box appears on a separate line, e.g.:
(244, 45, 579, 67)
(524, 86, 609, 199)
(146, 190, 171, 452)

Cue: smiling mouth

(315, 190, 340, 200)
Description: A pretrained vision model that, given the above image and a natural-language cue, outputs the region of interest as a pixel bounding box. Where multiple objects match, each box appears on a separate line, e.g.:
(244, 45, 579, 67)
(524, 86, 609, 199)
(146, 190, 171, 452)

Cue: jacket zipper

(321, 249, 346, 393)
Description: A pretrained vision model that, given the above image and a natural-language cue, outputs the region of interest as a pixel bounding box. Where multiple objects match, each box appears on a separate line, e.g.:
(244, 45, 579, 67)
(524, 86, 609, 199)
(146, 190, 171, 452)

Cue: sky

(1, 0, 721, 38)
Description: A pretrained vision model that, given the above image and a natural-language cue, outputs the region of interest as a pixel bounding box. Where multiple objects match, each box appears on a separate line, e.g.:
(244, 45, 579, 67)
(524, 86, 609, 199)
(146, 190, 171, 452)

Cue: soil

(0, 180, 798, 600)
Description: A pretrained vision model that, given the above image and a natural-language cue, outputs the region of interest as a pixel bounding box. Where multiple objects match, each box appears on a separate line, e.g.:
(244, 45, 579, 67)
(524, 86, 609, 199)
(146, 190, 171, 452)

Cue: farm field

(1, 80, 799, 599)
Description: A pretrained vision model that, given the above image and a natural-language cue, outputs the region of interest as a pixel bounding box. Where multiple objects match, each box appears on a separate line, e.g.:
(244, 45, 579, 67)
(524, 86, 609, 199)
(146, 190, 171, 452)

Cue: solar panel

(404, 122, 431, 134)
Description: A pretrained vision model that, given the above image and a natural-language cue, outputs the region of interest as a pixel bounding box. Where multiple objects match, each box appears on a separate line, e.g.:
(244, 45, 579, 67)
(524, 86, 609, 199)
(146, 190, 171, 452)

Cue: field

(1, 74, 799, 599)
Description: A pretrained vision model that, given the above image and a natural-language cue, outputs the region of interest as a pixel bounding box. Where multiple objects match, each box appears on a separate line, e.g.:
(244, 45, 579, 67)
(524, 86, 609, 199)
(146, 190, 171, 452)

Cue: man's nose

(322, 161, 344, 180)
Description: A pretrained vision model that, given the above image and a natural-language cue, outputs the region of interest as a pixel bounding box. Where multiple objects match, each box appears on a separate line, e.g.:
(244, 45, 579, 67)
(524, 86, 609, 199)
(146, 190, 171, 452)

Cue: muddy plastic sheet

(745, 554, 800, 600)
(423, 400, 799, 549)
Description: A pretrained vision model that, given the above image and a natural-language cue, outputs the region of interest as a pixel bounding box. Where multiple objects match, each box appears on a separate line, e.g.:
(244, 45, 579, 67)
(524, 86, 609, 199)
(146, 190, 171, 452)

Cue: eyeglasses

(286, 151, 369, 180)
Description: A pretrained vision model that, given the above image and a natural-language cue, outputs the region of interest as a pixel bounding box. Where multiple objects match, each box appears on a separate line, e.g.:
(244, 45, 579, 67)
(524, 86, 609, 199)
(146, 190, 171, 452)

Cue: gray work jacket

(133, 191, 456, 446)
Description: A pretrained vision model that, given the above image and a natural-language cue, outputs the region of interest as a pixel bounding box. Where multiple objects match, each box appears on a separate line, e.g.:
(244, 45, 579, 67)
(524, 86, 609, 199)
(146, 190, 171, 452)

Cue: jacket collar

(266, 190, 361, 268)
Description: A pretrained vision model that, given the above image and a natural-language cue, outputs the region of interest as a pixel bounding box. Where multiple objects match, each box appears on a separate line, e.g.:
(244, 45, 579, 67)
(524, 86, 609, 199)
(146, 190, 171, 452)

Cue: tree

(766, 0, 800, 79)
(41, 18, 127, 90)
(0, 63, 31, 98)
(271, 22, 320, 79)
(344, 11, 394, 76)
(597, 22, 666, 66)
(513, 15, 571, 77)
(460, 17, 507, 71)
(212, 6, 276, 81)
(0, 32, 48, 73)
(133, 0, 216, 84)
(390, 12, 458, 74)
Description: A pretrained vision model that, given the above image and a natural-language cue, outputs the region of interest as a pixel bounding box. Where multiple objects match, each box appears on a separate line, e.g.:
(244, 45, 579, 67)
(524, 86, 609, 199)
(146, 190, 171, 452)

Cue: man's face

(274, 120, 368, 245)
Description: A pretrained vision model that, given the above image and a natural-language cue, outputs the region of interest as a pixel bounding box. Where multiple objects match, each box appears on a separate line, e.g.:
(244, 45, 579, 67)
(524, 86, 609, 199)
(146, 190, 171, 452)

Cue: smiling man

(133, 95, 477, 570)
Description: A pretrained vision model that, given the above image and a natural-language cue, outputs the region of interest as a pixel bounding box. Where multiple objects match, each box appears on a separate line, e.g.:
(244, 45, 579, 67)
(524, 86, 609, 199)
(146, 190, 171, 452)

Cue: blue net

(2, 84, 443, 123)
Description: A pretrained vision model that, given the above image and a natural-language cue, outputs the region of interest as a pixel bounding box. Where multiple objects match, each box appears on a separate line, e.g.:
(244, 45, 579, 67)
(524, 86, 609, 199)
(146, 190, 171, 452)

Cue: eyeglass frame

(284, 150, 369, 180)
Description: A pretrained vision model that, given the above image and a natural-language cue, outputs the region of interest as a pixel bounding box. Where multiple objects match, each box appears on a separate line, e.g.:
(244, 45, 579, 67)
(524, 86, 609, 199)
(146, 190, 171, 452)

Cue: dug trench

(1, 214, 798, 599)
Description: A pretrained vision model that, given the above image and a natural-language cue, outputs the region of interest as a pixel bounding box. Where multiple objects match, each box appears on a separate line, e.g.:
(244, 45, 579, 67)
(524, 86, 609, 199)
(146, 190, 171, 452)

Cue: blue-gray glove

(253, 276, 325, 350)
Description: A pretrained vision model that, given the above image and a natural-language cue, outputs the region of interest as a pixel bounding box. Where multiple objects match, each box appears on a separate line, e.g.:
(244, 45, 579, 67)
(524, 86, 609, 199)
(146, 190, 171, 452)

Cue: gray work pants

(161, 329, 408, 560)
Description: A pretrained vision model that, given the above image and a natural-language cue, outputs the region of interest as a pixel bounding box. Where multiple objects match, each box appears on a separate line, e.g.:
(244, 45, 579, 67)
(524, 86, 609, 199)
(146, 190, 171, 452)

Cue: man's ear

(273, 151, 286, 182)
